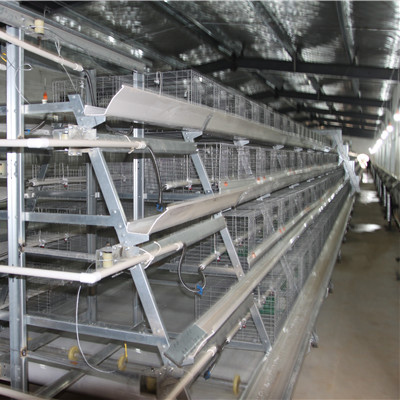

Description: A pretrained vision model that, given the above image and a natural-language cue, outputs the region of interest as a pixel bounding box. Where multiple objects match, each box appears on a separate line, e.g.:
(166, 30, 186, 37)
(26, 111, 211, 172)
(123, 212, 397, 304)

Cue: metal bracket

(68, 94, 105, 129)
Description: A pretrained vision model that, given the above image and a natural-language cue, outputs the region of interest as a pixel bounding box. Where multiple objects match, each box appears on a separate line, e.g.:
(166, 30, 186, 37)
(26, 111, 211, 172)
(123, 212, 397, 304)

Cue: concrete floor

(293, 172, 399, 400)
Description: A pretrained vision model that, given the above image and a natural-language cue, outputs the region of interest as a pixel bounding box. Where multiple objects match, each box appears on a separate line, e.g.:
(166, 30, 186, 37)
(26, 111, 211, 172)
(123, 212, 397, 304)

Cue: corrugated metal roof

(11, 0, 400, 139)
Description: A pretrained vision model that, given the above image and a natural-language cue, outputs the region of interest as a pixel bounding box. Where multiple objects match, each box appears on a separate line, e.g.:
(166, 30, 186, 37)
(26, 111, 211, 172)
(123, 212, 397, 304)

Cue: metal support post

(6, 26, 27, 391)
(133, 72, 145, 220)
(183, 130, 271, 351)
(383, 185, 387, 207)
(386, 192, 391, 224)
(86, 163, 97, 254)
(132, 70, 145, 324)
(129, 264, 171, 365)
(86, 163, 97, 323)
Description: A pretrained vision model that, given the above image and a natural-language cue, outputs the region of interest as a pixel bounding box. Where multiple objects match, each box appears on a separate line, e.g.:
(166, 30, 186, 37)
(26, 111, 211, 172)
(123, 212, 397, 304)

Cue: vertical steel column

(86, 164, 97, 254)
(86, 164, 97, 323)
(84, 69, 98, 324)
(132, 72, 145, 326)
(133, 72, 144, 221)
(383, 185, 387, 207)
(130, 264, 171, 365)
(6, 26, 27, 391)
(386, 193, 391, 224)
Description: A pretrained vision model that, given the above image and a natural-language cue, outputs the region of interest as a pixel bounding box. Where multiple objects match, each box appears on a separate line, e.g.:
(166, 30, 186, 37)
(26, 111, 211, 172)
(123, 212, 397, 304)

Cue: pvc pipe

(0, 383, 43, 400)
(0, 242, 183, 284)
(164, 346, 217, 400)
(199, 244, 227, 270)
(0, 138, 145, 150)
(0, 29, 83, 72)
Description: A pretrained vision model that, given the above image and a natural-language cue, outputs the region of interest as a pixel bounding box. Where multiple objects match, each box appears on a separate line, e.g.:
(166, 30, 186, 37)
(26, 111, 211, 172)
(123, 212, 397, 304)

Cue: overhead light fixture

(369, 138, 383, 155)
(381, 129, 388, 140)
(394, 109, 400, 122)
(386, 122, 394, 132)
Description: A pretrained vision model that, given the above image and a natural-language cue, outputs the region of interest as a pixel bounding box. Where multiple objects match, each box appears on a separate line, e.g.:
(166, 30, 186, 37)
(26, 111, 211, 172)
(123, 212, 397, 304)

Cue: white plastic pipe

(0, 138, 146, 150)
(0, 242, 183, 284)
(164, 346, 217, 400)
(0, 29, 83, 72)
(0, 383, 42, 400)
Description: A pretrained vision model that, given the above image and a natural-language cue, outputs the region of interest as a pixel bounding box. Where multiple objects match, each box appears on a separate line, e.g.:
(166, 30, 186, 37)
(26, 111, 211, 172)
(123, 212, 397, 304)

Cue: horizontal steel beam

(195, 57, 399, 82)
(251, 89, 385, 108)
(152, 1, 235, 58)
(24, 247, 96, 262)
(306, 117, 379, 129)
(0, 103, 74, 116)
(0, 2, 147, 71)
(322, 126, 376, 139)
(25, 315, 164, 346)
(23, 212, 116, 226)
(282, 106, 380, 121)
(51, 1, 185, 69)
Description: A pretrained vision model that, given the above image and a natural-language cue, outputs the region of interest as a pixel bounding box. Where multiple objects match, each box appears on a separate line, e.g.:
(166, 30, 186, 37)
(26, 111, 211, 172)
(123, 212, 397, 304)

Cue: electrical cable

(5, 58, 32, 104)
(29, 120, 46, 134)
(177, 245, 206, 295)
(54, 38, 77, 92)
(146, 145, 164, 211)
(82, 69, 96, 106)
(75, 270, 117, 374)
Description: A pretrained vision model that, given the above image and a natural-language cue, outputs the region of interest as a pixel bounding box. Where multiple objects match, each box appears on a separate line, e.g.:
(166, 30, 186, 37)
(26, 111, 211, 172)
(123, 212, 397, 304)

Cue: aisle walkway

(293, 172, 399, 399)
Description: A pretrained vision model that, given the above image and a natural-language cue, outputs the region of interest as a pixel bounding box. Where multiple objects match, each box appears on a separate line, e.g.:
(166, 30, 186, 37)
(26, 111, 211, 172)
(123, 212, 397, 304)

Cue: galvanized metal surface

(241, 195, 354, 400)
(6, 27, 28, 392)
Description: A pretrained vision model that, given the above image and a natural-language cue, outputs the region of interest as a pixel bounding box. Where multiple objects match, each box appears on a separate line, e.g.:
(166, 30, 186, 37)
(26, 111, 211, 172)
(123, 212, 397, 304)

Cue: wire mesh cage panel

(197, 143, 268, 187)
(52, 74, 135, 105)
(163, 231, 231, 273)
(26, 227, 87, 252)
(107, 162, 134, 195)
(144, 154, 200, 196)
(26, 279, 78, 317)
(143, 70, 331, 147)
(30, 161, 87, 193)
(164, 169, 344, 275)
(197, 143, 338, 191)
(224, 207, 265, 271)
(96, 75, 135, 107)
(195, 181, 350, 348)
(53, 69, 331, 146)
(52, 78, 86, 103)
